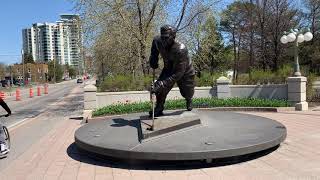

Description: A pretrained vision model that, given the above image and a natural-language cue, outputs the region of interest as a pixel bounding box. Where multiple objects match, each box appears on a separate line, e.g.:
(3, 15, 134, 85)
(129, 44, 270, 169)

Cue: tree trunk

(210, 55, 214, 75)
(236, 35, 241, 82)
(139, 41, 147, 76)
(249, 0, 254, 78)
(232, 30, 237, 81)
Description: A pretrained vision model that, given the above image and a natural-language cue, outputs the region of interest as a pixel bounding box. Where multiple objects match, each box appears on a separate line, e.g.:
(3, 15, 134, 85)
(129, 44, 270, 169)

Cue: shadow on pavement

(69, 117, 84, 120)
(66, 142, 279, 170)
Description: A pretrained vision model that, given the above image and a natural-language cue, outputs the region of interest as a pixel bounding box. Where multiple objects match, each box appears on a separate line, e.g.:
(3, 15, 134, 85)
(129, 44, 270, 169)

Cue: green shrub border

(92, 97, 289, 117)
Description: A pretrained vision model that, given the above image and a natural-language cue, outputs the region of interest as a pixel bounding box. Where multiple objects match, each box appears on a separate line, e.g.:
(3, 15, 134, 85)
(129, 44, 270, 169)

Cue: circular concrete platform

(75, 110, 286, 161)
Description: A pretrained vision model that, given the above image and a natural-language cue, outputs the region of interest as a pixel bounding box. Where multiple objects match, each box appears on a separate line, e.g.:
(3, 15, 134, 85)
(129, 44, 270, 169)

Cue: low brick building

(12, 63, 48, 83)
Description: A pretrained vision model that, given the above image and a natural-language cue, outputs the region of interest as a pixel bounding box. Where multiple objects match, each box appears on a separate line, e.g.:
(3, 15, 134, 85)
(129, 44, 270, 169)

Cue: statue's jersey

(149, 36, 195, 86)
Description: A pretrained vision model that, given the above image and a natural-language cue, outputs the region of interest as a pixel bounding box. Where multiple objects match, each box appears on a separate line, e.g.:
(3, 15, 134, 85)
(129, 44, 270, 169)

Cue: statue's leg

(177, 75, 195, 111)
(149, 71, 174, 117)
(153, 83, 174, 116)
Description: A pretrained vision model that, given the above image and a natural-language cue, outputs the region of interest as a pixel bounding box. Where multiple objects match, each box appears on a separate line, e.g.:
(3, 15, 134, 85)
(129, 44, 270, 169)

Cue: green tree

(193, 14, 231, 75)
(220, 1, 249, 80)
(220, 0, 299, 76)
(73, 0, 214, 77)
(0, 63, 6, 80)
(68, 67, 76, 79)
(48, 60, 63, 82)
(65, 63, 76, 78)
(299, 0, 320, 74)
(24, 53, 35, 64)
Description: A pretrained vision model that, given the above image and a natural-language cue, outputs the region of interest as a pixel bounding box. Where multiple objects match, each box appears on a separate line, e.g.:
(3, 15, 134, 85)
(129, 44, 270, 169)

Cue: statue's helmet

(160, 25, 177, 38)
(160, 25, 176, 48)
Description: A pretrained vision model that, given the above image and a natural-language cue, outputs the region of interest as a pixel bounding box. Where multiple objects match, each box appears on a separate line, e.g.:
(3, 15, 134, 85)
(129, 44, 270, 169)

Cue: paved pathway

(0, 109, 320, 180)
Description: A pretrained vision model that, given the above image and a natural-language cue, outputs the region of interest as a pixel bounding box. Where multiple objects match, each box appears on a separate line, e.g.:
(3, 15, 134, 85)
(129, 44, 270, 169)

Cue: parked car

(77, 78, 83, 83)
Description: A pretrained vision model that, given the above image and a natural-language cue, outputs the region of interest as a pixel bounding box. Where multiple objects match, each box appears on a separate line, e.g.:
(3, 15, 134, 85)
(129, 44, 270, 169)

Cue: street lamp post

(280, 28, 313, 76)
(53, 59, 56, 83)
(281, 28, 313, 111)
(21, 49, 24, 85)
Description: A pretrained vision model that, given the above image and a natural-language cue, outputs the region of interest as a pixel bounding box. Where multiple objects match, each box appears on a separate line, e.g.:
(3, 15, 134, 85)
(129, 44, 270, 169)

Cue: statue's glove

(151, 80, 165, 93)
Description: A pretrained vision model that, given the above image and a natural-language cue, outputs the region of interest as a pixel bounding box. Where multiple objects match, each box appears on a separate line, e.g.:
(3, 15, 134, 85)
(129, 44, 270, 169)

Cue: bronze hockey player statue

(149, 25, 195, 117)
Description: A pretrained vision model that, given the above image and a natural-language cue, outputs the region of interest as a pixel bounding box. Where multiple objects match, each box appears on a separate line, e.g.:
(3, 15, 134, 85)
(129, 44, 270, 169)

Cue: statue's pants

(155, 71, 195, 112)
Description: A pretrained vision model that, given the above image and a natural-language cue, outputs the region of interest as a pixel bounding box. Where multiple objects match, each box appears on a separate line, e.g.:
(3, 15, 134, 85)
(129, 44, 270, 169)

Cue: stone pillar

(287, 76, 308, 111)
(83, 84, 97, 123)
(216, 76, 231, 99)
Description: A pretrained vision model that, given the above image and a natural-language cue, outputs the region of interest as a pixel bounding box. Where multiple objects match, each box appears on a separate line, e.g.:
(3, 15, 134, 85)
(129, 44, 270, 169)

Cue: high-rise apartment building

(22, 14, 83, 68)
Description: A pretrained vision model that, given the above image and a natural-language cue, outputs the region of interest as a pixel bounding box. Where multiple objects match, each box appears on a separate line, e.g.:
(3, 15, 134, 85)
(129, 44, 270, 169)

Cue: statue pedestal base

(75, 110, 287, 161)
(140, 110, 201, 140)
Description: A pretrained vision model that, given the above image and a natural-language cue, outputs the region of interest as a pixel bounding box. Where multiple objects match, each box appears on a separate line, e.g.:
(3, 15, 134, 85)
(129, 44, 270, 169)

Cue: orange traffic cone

(37, 86, 41, 96)
(0, 91, 5, 100)
(16, 88, 21, 101)
(29, 88, 34, 98)
(44, 83, 48, 94)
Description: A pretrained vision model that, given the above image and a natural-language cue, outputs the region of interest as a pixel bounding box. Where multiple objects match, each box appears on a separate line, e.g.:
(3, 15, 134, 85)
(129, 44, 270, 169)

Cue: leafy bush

(92, 97, 289, 117)
(249, 69, 276, 84)
(99, 72, 224, 91)
(96, 66, 318, 102)
(195, 72, 215, 86)
(98, 75, 152, 92)
(234, 65, 318, 101)
(305, 73, 317, 101)
(235, 64, 293, 85)
(195, 72, 226, 86)
(276, 64, 293, 83)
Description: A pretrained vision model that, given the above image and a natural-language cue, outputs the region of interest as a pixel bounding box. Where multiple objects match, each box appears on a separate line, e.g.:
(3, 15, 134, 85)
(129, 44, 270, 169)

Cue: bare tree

(268, 0, 298, 70)
(301, 0, 320, 72)
(255, 0, 270, 70)
(73, 0, 215, 77)
(220, 1, 249, 81)
(304, 0, 320, 44)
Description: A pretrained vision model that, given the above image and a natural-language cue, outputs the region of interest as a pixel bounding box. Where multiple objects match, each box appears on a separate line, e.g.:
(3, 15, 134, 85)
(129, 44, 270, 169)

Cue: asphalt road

(0, 80, 84, 170)
(0, 80, 81, 127)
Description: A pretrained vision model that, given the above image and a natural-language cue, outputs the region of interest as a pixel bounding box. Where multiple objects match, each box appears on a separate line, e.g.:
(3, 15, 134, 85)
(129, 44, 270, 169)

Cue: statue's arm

(149, 38, 159, 69)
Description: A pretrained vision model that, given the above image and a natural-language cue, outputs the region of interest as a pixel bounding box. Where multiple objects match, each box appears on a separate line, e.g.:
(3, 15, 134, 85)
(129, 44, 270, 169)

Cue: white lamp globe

(280, 35, 288, 44)
(287, 33, 296, 42)
(297, 34, 304, 43)
(304, 32, 313, 41)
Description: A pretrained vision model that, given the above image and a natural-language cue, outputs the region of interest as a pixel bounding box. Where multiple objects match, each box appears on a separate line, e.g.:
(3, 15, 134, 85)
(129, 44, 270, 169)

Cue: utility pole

(21, 49, 24, 86)
(53, 59, 56, 83)
(9, 65, 13, 95)
(10, 66, 13, 85)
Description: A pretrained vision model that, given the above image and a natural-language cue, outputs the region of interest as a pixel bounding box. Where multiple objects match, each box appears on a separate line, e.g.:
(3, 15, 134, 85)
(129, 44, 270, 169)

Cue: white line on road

(7, 85, 80, 131)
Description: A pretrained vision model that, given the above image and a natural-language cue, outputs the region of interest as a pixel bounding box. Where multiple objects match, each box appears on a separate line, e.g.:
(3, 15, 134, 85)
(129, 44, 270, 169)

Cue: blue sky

(0, 0, 237, 65)
(0, 0, 76, 65)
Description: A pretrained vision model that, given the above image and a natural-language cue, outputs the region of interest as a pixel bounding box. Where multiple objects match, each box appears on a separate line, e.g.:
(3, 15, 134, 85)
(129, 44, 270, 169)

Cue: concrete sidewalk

(0, 110, 320, 180)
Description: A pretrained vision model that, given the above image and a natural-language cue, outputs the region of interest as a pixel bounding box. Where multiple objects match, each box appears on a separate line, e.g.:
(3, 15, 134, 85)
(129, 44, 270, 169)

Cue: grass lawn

(93, 97, 289, 117)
